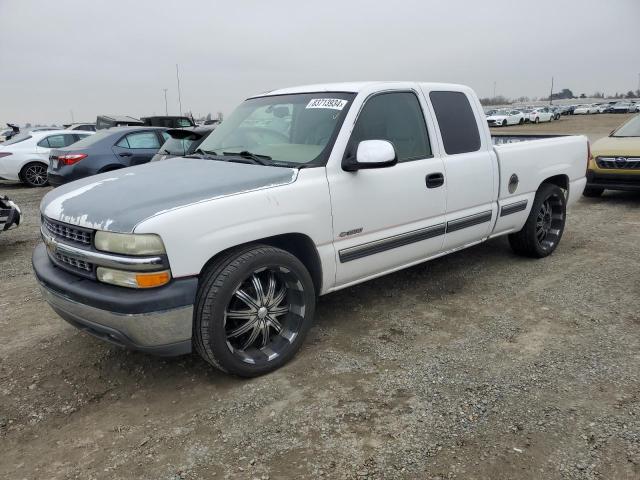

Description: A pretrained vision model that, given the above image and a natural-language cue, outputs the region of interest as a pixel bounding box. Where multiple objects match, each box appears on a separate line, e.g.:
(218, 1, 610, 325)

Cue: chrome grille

(596, 156, 640, 170)
(43, 217, 93, 245)
(53, 251, 94, 273)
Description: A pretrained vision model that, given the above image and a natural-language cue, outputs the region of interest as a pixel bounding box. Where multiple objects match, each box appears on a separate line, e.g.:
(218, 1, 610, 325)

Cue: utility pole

(493, 81, 496, 99)
(163, 89, 168, 115)
(176, 64, 183, 116)
(549, 76, 554, 105)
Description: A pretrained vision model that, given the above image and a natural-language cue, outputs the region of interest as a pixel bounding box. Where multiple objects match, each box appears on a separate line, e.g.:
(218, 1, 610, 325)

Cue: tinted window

(76, 124, 96, 131)
(38, 134, 77, 148)
(349, 92, 431, 162)
(429, 91, 481, 155)
(118, 131, 160, 149)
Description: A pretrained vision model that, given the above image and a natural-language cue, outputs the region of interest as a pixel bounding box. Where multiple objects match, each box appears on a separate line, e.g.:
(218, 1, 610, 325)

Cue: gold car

(585, 114, 640, 196)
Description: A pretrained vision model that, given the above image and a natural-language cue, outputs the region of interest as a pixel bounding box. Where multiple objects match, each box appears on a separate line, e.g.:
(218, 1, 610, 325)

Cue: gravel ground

(1, 114, 639, 479)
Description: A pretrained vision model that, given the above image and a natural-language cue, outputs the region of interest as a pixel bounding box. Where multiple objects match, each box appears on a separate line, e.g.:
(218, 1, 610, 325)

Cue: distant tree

(579, 93, 586, 98)
(25, 123, 32, 128)
(550, 88, 574, 101)
(206, 113, 212, 121)
(625, 91, 635, 98)
(591, 92, 604, 99)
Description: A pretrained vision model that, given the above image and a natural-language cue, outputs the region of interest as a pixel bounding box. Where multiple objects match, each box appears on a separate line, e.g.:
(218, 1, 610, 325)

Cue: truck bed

(492, 133, 569, 145)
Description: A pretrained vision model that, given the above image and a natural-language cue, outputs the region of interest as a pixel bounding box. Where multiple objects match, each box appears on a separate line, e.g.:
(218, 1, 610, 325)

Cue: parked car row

(0, 117, 217, 187)
(486, 106, 557, 126)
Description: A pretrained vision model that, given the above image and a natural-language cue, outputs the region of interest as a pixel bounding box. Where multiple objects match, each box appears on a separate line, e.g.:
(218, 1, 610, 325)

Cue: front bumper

(586, 170, 640, 192)
(33, 243, 197, 356)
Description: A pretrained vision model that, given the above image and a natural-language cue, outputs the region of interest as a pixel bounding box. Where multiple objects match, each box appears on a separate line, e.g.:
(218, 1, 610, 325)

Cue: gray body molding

(41, 158, 297, 232)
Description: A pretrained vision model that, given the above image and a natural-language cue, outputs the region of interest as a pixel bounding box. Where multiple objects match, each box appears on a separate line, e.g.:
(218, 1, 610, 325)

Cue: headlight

(94, 231, 166, 255)
(97, 267, 171, 289)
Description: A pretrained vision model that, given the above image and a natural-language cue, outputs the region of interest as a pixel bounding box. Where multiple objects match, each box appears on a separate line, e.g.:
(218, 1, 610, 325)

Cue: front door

(328, 91, 447, 287)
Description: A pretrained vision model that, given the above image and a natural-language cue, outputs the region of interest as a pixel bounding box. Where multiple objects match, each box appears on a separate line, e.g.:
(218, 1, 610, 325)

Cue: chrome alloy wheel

(24, 163, 48, 186)
(535, 193, 564, 251)
(224, 267, 305, 364)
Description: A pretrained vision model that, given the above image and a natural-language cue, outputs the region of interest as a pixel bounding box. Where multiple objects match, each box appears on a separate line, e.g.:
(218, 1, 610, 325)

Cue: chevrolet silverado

(33, 82, 588, 376)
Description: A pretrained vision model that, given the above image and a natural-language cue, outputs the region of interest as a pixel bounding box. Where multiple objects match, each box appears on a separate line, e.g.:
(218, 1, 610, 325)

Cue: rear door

(112, 130, 163, 166)
(425, 90, 497, 251)
(329, 90, 447, 286)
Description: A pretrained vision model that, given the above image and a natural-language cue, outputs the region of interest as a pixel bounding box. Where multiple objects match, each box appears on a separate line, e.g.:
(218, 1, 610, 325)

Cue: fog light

(97, 267, 171, 289)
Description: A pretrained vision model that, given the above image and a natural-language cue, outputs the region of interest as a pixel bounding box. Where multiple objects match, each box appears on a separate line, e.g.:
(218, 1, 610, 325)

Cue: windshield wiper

(186, 148, 224, 160)
(223, 151, 271, 165)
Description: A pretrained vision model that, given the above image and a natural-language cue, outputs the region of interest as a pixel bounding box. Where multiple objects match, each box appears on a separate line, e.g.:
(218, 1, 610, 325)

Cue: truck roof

(253, 81, 470, 97)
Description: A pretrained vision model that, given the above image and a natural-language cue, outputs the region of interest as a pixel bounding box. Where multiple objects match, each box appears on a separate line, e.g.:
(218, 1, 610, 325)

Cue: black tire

(583, 186, 604, 198)
(20, 162, 49, 187)
(534, 117, 540, 124)
(519, 118, 524, 125)
(194, 245, 316, 377)
(502, 120, 507, 127)
(509, 183, 566, 258)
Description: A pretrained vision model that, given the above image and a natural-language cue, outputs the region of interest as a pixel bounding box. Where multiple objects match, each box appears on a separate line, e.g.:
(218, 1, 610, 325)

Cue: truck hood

(591, 136, 640, 156)
(41, 158, 298, 233)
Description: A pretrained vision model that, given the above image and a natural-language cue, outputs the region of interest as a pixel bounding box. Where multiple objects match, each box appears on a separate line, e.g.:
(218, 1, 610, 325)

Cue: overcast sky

(1, 0, 639, 125)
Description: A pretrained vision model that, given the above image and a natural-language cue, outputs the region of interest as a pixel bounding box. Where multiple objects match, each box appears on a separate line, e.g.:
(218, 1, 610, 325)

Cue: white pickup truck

(33, 82, 588, 377)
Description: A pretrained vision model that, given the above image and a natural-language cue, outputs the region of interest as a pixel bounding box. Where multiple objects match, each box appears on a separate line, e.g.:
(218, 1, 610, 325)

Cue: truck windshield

(612, 115, 640, 137)
(197, 92, 355, 167)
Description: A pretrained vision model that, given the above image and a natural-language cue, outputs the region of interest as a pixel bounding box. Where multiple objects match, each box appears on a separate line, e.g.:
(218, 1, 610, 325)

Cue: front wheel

(509, 183, 566, 258)
(502, 120, 507, 127)
(194, 245, 316, 377)
(20, 162, 49, 187)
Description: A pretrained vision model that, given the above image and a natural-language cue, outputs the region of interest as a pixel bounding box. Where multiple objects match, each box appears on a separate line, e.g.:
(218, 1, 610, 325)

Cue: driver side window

(349, 92, 432, 162)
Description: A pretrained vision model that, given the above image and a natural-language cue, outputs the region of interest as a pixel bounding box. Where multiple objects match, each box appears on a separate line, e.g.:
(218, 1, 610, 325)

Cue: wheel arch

(541, 174, 569, 191)
(199, 232, 323, 294)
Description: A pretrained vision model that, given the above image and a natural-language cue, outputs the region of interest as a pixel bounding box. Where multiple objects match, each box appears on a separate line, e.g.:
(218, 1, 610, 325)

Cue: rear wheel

(194, 245, 316, 377)
(583, 186, 604, 197)
(509, 183, 566, 258)
(534, 117, 540, 124)
(519, 118, 524, 125)
(20, 162, 48, 187)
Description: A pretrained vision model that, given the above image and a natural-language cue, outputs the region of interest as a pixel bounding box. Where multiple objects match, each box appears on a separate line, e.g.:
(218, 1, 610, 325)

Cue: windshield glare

(197, 92, 355, 166)
(612, 115, 640, 137)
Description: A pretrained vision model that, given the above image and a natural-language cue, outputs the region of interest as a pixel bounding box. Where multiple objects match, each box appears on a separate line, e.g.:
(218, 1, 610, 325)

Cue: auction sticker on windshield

(306, 98, 348, 110)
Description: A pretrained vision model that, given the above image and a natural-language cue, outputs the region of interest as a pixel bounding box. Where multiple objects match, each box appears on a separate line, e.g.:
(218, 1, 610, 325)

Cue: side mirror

(342, 140, 397, 172)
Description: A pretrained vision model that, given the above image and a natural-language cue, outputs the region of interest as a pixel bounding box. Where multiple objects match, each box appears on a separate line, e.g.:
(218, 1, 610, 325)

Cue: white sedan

(0, 129, 93, 187)
(574, 104, 598, 115)
(486, 109, 524, 127)
(528, 107, 554, 123)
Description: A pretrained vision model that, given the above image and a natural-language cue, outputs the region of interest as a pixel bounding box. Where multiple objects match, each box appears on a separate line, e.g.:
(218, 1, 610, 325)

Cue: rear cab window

(429, 91, 481, 155)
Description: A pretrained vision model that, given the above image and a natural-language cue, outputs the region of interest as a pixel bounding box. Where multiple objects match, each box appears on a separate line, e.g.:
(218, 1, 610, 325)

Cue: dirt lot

(1, 114, 639, 480)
